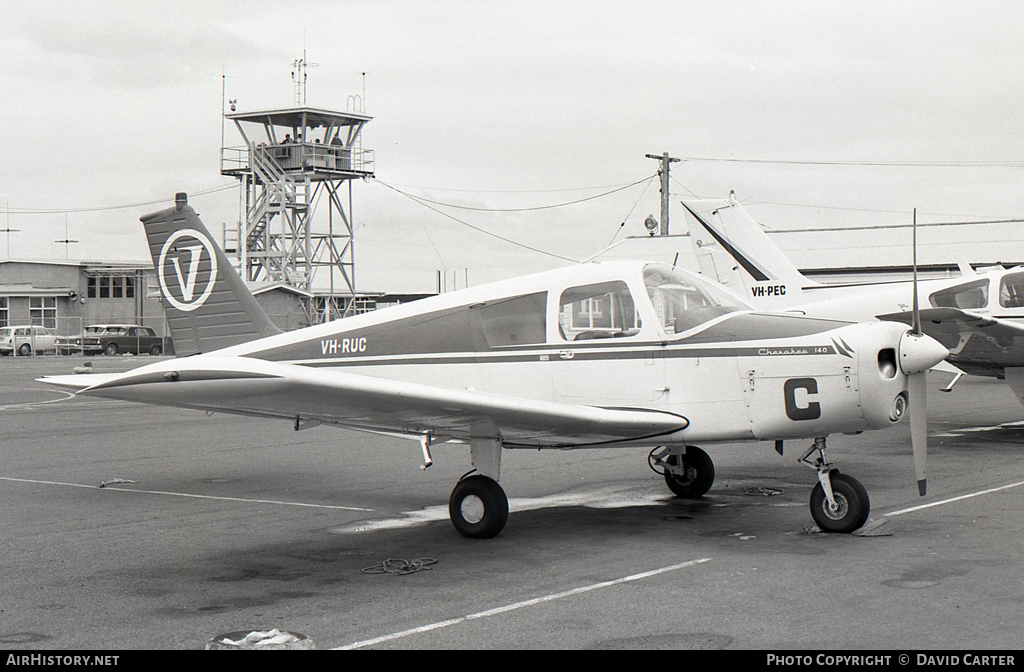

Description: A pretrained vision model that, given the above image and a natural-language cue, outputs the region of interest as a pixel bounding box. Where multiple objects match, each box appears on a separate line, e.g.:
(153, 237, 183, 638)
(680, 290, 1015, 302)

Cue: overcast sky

(3, 1, 1024, 292)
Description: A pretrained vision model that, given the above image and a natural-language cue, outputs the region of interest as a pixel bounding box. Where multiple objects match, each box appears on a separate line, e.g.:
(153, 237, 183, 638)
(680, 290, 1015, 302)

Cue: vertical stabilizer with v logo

(141, 193, 282, 356)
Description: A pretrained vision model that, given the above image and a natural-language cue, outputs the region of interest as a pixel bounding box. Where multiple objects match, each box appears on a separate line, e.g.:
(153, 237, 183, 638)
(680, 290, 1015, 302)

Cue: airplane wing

(39, 356, 688, 448)
(878, 307, 1024, 376)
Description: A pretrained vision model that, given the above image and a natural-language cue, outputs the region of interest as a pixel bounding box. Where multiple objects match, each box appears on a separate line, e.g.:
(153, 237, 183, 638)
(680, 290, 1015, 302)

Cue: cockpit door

(550, 279, 666, 403)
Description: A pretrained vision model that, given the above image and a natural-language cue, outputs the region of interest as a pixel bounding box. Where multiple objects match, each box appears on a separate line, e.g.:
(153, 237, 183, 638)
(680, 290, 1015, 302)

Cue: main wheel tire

(18, 343, 31, 356)
(449, 475, 509, 539)
(663, 446, 715, 498)
(809, 472, 870, 533)
(105, 343, 119, 356)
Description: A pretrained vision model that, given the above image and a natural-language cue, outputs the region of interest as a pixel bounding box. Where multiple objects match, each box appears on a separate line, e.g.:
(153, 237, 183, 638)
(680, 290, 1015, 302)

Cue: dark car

(81, 324, 164, 356)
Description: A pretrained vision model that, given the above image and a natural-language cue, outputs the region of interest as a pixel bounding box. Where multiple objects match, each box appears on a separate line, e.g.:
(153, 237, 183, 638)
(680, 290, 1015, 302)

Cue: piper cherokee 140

(41, 193, 948, 538)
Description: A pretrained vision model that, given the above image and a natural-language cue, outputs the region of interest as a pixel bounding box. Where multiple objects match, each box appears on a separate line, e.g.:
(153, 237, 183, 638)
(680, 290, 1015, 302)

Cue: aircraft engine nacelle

(740, 320, 946, 441)
(855, 320, 935, 430)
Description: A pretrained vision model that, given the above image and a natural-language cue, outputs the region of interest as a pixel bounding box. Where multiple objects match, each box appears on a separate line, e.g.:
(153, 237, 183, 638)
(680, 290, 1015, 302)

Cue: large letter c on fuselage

(784, 378, 821, 421)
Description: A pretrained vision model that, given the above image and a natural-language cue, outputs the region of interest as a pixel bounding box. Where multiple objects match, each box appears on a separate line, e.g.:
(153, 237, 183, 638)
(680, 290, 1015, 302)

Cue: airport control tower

(220, 106, 374, 321)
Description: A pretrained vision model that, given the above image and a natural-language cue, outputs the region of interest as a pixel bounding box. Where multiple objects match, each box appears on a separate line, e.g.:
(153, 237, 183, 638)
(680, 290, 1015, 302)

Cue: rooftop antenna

(2, 202, 19, 259)
(55, 214, 78, 260)
(291, 45, 318, 106)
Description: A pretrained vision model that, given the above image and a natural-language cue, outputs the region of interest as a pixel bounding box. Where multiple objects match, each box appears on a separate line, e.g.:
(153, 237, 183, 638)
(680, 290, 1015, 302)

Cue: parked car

(0, 325, 58, 356)
(56, 332, 84, 355)
(80, 324, 164, 356)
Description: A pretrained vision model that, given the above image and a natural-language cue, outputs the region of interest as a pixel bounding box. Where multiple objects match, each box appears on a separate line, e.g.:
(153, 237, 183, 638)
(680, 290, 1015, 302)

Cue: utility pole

(645, 152, 681, 235)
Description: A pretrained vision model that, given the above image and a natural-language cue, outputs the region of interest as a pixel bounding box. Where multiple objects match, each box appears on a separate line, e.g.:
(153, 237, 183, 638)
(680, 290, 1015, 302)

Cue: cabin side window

(557, 281, 641, 341)
(472, 292, 547, 348)
(929, 279, 989, 310)
(999, 272, 1024, 309)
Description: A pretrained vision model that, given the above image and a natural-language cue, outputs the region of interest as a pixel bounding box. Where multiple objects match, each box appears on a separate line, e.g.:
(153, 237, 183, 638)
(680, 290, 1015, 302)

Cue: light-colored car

(0, 325, 58, 356)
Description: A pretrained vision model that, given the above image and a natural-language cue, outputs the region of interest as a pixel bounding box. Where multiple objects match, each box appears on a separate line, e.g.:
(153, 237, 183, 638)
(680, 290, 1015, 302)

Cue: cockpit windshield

(643, 264, 748, 334)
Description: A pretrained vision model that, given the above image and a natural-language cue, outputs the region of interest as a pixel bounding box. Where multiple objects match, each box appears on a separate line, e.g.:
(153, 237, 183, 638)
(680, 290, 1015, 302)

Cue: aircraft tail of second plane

(681, 196, 819, 307)
(141, 193, 282, 356)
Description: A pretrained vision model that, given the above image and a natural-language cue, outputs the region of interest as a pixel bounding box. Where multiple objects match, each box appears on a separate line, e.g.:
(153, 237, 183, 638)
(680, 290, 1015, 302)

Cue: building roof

(0, 259, 152, 271)
(0, 284, 74, 296)
(226, 106, 372, 128)
(244, 280, 315, 299)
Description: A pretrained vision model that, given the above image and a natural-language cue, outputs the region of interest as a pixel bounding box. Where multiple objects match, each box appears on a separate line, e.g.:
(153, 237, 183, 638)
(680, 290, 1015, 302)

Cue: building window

(112, 276, 123, 298)
(30, 297, 57, 329)
(87, 277, 96, 298)
(0, 297, 7, 327)
(125, 276, 135, 298)
(99, 277, 110, 298)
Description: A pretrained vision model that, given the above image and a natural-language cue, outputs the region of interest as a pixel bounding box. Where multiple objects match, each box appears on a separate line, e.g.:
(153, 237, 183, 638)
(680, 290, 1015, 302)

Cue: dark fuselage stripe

(276, 344, 840, 368)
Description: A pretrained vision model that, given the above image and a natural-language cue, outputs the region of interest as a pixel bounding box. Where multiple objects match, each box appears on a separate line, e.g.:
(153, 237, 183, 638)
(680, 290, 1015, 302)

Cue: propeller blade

(908, 371, 928, 496)
(911, 208, 921, 336)
(907, 206, 929, 496)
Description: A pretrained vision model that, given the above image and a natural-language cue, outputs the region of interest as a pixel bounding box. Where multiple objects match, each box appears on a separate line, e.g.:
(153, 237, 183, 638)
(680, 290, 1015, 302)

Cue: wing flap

(41, 356, 688, 447)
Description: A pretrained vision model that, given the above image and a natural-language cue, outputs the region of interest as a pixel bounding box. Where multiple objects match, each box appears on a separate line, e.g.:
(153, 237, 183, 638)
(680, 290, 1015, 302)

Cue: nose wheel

(800, 438, 870, 533)
(810, 472, 870, 533)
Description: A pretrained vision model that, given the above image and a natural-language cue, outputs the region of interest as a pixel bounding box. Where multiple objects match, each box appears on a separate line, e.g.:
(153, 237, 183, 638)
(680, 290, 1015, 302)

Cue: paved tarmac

(1, 355, 1023, 650)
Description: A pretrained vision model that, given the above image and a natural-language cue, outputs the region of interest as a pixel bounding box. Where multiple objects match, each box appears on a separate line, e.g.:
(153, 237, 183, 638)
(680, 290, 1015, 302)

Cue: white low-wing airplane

(681, 195, 1024, 400)
(41, 193, 948, 537)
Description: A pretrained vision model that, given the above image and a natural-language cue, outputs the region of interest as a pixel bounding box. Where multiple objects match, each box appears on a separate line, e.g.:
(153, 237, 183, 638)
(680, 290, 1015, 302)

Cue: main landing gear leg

(448, 438, 508, 539)
(799, 437, 870, 534)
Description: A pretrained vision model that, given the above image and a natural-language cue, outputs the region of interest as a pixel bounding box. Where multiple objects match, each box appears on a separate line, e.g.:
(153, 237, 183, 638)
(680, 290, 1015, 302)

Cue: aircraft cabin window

(474, 292, 547, 348)
(643, 264, 745, 334)
(558, 281, 641, 341)
(999, 272, 1024, 309)
(928, 279, 989, 310)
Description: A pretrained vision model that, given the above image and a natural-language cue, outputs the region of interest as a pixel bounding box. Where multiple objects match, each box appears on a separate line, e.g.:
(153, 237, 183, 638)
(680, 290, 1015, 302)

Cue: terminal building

(0, 259, 315, 345)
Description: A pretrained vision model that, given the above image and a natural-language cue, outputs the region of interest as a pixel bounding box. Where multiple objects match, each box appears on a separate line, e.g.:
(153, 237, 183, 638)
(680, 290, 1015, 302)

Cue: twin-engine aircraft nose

(898, 331, 950, 376)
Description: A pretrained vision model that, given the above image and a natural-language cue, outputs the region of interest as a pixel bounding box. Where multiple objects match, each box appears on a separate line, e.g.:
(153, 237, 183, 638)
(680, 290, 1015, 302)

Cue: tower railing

(221, 143, 374, 179)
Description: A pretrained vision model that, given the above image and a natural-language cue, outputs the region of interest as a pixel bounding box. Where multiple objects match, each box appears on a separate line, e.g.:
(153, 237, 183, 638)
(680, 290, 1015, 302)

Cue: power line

(380, 180, 651, 192)
(3, 183, 236, 215)
(676, 156, 1024, 168)
(381, 176, 656, 213)
(372, 179, 579, 263)
(764, 219, 1024, 234)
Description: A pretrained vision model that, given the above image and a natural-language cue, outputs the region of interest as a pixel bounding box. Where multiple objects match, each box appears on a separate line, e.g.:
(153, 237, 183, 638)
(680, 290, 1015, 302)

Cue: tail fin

(141, 193, 282, 356)
(680, 196, 818, 307)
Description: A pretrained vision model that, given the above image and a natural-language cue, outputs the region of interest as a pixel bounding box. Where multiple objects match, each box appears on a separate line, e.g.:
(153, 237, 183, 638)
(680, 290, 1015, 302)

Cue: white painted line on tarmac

(335, 557, 712, 650)
(886, 479, 1024, 517)
(332, 484, 671, 534)
(0, 476, 373, 512)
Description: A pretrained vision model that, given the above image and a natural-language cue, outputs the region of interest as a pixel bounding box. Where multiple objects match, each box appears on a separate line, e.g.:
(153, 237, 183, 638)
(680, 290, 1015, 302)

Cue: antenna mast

(291, 49, 318, 106)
